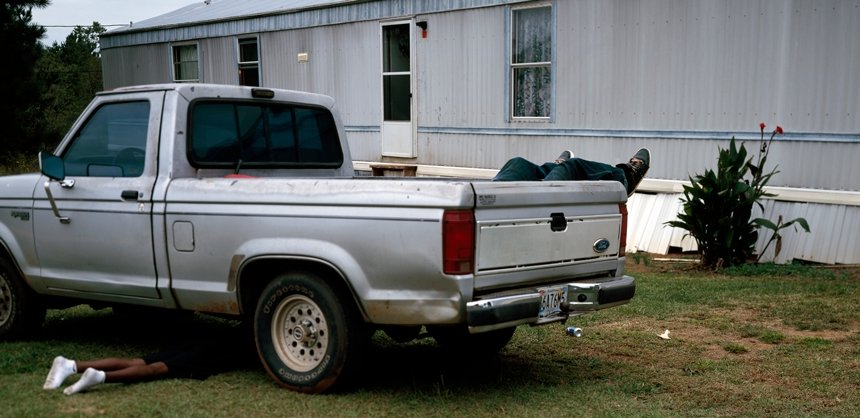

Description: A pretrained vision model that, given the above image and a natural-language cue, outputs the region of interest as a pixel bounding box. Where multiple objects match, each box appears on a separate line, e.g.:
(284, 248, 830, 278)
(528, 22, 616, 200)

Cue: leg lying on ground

(44, 355, 171, 394)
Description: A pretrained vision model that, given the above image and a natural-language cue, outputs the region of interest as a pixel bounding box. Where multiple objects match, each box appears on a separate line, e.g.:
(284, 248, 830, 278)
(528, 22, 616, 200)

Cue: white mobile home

(100, 0, 860, 264)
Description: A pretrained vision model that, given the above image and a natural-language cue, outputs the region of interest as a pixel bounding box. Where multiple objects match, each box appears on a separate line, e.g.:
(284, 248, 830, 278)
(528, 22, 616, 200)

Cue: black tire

(0, 257, 46, 340)
(431, 325, 517, 355)
(253, 272, 364, 393)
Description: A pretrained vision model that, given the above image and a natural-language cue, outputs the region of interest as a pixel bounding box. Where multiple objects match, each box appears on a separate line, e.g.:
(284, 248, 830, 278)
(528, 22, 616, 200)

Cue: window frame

(509, 2, 554, 121)
(60, 100, 151, 178)
(171, 42, 201, 83)
(237, 36, 261, 87)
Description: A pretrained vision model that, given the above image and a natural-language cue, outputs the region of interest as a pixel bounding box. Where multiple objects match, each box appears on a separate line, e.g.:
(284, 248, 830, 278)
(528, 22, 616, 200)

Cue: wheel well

(236, 257, 365, 320)
(0, 241, 24, 278)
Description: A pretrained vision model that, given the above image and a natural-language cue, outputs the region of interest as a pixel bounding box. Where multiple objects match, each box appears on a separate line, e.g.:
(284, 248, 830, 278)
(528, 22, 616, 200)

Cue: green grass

(2, 264, 859, 417)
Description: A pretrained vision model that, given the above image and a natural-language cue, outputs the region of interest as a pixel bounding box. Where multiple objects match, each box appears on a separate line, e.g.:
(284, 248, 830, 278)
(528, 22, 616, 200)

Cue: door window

(382, 24, 411, 121)
(62, 101, 150, 177)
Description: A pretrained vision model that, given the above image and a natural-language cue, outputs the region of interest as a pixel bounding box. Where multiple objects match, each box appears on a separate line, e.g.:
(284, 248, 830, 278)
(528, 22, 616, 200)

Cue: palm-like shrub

(666, 125, 809, 268)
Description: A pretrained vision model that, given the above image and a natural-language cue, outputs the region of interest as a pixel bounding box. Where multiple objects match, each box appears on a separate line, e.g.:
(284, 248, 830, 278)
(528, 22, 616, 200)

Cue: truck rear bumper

(465, 276, 635, 333)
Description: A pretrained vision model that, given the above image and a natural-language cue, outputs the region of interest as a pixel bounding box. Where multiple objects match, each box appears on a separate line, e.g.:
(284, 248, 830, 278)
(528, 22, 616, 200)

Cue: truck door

(32, 92, 164, 299)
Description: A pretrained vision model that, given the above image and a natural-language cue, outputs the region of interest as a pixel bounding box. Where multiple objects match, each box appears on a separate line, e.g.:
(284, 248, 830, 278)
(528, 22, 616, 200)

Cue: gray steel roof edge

(100, 0, 532, 49)
(103, 0, 370, 37)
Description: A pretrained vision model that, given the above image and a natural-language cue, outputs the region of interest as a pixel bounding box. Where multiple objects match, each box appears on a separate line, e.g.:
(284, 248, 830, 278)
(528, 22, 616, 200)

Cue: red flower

(759, 122, 766, 131)
(775, 125, 784, 135)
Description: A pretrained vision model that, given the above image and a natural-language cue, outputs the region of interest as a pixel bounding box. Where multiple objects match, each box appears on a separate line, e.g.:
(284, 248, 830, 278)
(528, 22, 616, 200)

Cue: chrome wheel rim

(271, 295, 329, 372)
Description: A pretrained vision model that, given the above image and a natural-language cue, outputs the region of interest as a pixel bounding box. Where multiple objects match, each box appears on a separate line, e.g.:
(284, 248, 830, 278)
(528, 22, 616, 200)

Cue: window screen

(189, 101, 343, 168)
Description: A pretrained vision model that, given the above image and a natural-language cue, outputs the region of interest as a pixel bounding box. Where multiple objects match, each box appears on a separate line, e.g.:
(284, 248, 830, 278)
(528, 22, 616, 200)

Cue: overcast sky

(31, 0, 197, 45)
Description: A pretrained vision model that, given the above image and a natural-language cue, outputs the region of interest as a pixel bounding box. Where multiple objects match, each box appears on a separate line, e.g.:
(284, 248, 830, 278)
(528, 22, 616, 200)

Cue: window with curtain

(173, 44, 199, 82)
(511, 4, 552, 119)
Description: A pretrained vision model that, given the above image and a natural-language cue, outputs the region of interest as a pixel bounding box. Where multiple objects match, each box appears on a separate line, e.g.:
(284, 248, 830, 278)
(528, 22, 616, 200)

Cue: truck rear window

(188, 101, 343, 168)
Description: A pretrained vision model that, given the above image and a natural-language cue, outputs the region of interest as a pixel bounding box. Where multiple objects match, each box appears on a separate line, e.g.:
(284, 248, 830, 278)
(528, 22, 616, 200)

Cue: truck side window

(62, 101, 150, 177)
(189, 101, 343, 168)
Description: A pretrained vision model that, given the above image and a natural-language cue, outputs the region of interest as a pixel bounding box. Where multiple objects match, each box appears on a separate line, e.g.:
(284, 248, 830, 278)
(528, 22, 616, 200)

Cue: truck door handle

(121, 190, 140, 200)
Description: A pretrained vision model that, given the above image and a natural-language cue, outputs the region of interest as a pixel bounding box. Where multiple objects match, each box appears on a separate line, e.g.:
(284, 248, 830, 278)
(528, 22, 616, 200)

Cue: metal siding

(417, 132, 857, 192)
(345, 131, 382, 162)
(628, 194, 860, 265)
(101, 45, 170, 90)
(97, 0, 860, 264)
(416, 7, 508, 130)
(201, 37, 238, 85)
(627, 193, 697, 255)
(557, 0, 860, 133)
(417, 0, 859, 192)
(259, 22, 380, 126)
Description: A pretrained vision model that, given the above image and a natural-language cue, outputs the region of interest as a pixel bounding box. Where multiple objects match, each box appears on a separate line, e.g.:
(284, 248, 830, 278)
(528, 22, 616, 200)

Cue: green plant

(630, 251, 653, 266)
(722, 342, 749, 354)
(666, 124, 809, 268)
(759, 330, 786, 344)
(747, 124, 811, 262)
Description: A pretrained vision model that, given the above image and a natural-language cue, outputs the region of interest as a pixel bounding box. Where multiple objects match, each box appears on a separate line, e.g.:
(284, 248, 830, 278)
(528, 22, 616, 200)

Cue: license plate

(538, 285, 567, 318)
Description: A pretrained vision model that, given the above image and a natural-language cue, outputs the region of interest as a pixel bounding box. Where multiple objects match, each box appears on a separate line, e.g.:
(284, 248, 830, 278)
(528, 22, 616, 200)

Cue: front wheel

(0, 258, 46, 340)
(253, 272, 364, 393)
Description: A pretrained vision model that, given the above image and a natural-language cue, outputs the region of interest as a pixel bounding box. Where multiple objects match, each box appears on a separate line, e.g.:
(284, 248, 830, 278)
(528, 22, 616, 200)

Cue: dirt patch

(715, 306, 858, 341)
(616, 256, 860, 366)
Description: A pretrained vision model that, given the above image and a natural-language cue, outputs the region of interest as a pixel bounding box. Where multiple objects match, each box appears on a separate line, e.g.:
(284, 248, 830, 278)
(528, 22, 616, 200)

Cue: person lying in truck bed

(493, 148, 651, 197)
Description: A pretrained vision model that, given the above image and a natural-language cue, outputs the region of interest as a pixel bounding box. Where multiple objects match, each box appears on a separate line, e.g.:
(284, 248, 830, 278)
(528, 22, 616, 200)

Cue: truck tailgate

(471, 180, 627, 275)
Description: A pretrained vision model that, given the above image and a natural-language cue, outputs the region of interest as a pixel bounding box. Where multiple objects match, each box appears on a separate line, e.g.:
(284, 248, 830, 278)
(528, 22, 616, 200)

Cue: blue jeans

(493, 157, 628, 189)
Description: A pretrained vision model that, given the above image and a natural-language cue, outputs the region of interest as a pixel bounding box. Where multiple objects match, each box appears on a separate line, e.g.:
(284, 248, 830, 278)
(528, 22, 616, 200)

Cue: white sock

(43, 356, 77, 390)
(63, 368, 105, 395)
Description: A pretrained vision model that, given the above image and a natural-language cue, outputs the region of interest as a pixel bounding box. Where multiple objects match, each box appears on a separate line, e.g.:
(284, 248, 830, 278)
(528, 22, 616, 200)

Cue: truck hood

(0, 173, 42, 200)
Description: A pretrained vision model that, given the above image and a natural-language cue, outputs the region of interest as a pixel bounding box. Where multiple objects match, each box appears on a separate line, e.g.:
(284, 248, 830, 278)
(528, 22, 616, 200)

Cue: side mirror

(39, 152, 65, 181)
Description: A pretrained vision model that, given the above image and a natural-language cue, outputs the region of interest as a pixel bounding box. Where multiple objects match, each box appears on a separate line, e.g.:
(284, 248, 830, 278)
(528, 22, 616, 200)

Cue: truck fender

(0, 225, 43, 293)
(231, 238, 370, 319)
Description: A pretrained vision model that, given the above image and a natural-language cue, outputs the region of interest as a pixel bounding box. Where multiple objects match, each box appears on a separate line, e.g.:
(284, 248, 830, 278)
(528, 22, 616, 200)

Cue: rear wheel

(0, 258, 46, 340)
(253, 272, 364, 393)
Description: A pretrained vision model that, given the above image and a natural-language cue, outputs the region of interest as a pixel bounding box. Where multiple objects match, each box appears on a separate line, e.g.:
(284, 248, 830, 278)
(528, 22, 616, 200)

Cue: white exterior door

(381, 21, 415, 157)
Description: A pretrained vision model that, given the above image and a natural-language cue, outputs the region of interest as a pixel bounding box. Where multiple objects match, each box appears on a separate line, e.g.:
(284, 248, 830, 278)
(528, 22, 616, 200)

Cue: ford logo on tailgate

(593, 238, 611, 253)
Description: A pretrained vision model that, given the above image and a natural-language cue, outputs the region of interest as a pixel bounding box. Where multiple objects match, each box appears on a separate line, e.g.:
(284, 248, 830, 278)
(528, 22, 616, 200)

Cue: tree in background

(0, 0, 49, 165)
(0, 0, 107, 173)
(37, 22, 106, 147)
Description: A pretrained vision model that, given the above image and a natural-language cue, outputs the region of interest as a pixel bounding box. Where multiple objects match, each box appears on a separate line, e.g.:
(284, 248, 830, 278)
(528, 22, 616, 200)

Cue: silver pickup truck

(0, 84, 634, 393)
